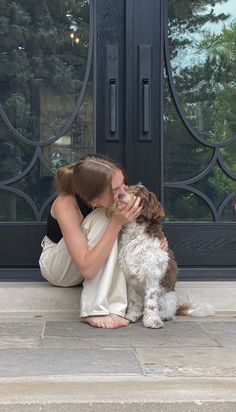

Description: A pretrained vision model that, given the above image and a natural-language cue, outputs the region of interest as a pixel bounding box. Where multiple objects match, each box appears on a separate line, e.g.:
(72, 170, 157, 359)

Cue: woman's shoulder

(56, 193, 76, 205)
(52, 194, 84, 227)
(53, 194, 79, 216)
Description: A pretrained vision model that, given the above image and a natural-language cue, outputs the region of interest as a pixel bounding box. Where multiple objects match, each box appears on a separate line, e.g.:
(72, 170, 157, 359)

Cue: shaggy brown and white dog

(118, 184, 182, 329)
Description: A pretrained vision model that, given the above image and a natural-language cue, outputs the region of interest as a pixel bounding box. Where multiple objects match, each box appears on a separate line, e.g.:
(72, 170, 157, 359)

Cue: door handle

(139, 45, 152, 140)
(106, 45, 119, 140)
(143, 79, 150, 133)
(109, 79, 116, 133)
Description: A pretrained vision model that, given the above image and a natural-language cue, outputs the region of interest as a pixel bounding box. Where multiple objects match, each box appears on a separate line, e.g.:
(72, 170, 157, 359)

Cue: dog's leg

(143, 283, 164, 329)
(125, 283, 143, 322)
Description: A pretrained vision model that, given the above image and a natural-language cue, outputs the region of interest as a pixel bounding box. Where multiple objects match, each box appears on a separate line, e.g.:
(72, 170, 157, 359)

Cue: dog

(118, 184, 182, 329)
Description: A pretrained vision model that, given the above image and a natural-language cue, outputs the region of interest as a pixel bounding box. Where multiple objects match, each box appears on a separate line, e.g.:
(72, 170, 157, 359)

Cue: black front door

(0, 0, 236, 280)
(96, 0, 162, 195)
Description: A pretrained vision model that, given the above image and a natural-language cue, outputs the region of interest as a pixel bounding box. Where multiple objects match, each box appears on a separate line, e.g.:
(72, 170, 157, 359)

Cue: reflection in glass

(0, 119, 34, 181)
(220, 141, 236, 175)
(0, 1, 93, 222)
(164, 188, 213, 222)
(0, 0, 90, 142)
(164, 75, 213, 182)
(11, 160, 55, 212)
(41, 78, 93, 174)
(0, 190, 35, 221)
(168, 0, 236, 143)
(193, 164, 236, 209)
(221, 198, 236, 221)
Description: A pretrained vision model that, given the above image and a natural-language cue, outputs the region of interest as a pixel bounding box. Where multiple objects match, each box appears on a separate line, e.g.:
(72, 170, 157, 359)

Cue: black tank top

(46, 195, 92, 243)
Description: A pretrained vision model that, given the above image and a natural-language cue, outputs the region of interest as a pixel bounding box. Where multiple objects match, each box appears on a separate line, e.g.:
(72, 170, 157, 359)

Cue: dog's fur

(118, 184, 180, 328)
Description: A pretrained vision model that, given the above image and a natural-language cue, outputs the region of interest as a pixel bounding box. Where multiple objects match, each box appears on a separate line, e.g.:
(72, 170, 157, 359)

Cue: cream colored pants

(39, 208, 127, 318)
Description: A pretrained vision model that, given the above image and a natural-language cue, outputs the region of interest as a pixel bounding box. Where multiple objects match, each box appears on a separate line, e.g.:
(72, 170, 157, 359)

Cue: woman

(39, 153, 167, 329)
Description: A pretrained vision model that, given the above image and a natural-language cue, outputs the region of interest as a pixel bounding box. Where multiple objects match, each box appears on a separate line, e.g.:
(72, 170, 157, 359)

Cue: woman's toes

(81, 314, 129, 329)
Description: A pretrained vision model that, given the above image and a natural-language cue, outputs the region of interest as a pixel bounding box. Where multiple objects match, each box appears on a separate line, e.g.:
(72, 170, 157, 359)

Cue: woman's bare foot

(110, 314, 129, 328)
(81, 314, 129, 329)
(81, 315, 114, 328)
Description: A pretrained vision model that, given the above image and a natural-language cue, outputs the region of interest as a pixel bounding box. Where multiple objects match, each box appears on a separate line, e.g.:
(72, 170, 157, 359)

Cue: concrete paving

(0, 310, 235, 410)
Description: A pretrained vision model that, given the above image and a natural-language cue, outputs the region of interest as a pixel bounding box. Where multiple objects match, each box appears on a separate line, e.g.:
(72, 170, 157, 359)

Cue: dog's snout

(117, 192, 133, 204)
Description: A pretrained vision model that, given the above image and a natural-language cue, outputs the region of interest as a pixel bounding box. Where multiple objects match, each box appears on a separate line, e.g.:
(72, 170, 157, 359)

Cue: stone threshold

(0, 281, 235, 312)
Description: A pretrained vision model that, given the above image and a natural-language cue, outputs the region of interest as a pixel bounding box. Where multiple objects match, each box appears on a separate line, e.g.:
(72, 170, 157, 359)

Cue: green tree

(165, 0, 236, 221)
(0, 0, 90, 220)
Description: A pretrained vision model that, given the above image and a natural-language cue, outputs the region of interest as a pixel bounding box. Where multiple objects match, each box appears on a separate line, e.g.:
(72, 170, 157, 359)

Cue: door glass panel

(221, 199, 236, 221)
(164, 75, 213, 183)
(0, 0, 93, 222)
(193, 164, 236, 209)
(220, 141, 236, 175)
(164, 188, 213, 222)
(11, 160, 55, 214)
(41, 83, 93, 174)
(0, 190, 35, 221)
(0, 119, 34, 181)
(0, 0, 90, 142)
(165, 0, 236, 222)
(168, 0, 236, 143)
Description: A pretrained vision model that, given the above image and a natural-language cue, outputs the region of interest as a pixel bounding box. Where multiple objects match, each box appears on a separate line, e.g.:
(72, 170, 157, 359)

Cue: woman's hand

(110, 197, 142, 227)
(160, 237, 168, 251)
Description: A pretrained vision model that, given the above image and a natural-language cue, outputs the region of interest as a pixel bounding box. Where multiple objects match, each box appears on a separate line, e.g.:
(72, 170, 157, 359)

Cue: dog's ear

(128, 184, 165, 221)
(141, 191, 165, 221)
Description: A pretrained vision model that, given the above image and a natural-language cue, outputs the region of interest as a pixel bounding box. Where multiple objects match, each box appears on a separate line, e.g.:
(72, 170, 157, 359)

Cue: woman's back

(46, 194, 92, 243)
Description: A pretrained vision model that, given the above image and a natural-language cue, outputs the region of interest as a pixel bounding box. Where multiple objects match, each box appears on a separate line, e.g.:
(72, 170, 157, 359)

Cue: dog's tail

(176, 303, 192, 316)
(176, 295, 215, 317)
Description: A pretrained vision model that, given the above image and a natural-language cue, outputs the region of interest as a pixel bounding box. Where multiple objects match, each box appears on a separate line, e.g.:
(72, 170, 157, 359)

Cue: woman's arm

(53, 194, 141, 280)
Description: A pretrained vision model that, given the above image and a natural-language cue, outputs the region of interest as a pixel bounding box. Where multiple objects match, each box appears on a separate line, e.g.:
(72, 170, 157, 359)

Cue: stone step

(0, 282, 82, 313)
(0, 376, 235, 411)
(0, 281, 236, 313)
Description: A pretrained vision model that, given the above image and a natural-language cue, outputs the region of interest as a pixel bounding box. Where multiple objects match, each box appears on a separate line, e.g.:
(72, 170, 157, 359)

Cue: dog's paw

(143, 316, 164, 329)
(160, 313, 174, 321)
(126, 311, 142, 322)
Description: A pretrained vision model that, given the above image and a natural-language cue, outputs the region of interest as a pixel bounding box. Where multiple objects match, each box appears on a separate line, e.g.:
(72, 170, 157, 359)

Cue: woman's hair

(55, 153, 127, 204)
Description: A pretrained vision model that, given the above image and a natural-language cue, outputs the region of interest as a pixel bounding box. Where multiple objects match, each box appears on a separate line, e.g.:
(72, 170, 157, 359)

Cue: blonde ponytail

(55, 164, 74, 195)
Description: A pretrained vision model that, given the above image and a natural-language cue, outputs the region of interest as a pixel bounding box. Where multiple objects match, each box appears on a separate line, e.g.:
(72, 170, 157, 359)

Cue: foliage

(165, 0, 236, 221)
(0, 0, 90, 220)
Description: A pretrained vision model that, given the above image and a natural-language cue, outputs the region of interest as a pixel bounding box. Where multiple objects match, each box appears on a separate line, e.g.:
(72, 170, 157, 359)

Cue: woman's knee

(40, 266, 82, 287)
